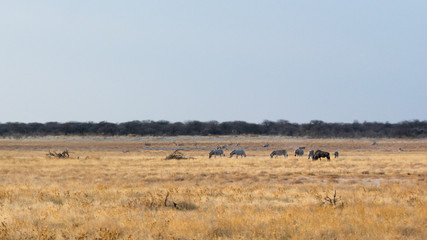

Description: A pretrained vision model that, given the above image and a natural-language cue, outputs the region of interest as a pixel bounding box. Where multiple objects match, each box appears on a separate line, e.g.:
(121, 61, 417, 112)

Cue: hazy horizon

(0, 118, 424, 125)
(1, 1, 426, 124)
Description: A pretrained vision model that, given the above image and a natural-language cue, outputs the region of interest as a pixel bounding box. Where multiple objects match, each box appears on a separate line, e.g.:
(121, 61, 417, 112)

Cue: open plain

(0, 136, 426, 239)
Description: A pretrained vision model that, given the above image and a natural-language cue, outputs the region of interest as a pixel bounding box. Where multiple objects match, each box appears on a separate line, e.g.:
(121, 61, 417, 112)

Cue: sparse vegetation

(0, 136, 425, 239)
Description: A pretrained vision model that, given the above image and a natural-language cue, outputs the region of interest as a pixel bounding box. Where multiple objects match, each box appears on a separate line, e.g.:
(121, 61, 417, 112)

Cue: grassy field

(0, 136, 426, 239)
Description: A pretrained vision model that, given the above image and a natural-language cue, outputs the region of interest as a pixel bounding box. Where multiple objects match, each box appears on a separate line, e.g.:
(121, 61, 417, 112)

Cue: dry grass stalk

(321, 190, 344, 208)
(46, 150, 70, 158)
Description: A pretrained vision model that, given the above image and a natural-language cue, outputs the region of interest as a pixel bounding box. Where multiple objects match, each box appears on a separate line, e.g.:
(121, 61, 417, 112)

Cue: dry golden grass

(0, 136, 426, 239)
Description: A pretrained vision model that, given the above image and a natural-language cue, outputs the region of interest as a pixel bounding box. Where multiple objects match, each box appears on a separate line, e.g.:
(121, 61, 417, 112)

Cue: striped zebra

(270, 150, 288, 158)
(230, 150, 246, 158)
(209, 149, 225, 158)
(295, 149, 304, 156)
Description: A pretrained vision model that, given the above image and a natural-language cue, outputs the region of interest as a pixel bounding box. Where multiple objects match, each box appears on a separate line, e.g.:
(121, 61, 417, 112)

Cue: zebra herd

(209, 148, 339, 160)
(209, 149, 247, 158)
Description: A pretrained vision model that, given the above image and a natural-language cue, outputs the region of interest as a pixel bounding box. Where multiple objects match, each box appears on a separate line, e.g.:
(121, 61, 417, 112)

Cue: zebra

(217, 145, 227, 150)
(230, 150, 246, 158)
(334, 152, 339, 158)
(295, 149, 304, 156)
(308, 150, 315, 159)
(313, 150, 330, 161)
(209, 149, 225, 158)
(270, 150, 288, 158)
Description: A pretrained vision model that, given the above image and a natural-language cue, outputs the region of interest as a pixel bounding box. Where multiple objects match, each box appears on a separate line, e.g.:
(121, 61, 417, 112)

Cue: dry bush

(165, 150, 187, 160)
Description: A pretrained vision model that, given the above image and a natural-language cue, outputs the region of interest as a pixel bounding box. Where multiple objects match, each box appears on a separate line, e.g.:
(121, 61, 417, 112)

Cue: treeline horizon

(0, 120, 425, 138)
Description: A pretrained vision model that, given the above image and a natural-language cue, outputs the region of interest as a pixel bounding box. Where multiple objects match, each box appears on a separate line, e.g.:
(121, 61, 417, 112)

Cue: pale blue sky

(1, 1, 426, 123)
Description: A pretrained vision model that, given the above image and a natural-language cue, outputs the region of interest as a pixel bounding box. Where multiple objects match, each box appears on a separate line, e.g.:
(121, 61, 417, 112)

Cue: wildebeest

(334, 152, 339, 158)
(230, 150, 246, 158)
(308, 150, 314, 159)
(209, 149, 225, 158)
(295, 149, 304, 156)
(270, 150, 288, 158)
(313, 150, 330, 160)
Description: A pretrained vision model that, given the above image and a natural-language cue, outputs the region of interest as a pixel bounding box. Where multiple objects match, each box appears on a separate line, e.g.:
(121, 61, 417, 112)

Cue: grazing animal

(270, 150, 288, 158)
(308, 150, 315, 159)
(313, 150, 330, 161)
(294, 149, 304, 156)
(209, 149, 225, 158)
(334, 152, 339, 158)
(217, 145, 227, 150)
(230, 150, 246, 158)
(263, 144, 270, 148)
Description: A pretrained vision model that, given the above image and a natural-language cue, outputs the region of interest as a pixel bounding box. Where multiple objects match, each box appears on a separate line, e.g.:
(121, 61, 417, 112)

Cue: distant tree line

(0, 120, 425, 138)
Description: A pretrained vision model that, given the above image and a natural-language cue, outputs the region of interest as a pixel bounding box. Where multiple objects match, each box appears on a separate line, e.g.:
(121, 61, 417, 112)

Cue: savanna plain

(0, 136, 426, 239)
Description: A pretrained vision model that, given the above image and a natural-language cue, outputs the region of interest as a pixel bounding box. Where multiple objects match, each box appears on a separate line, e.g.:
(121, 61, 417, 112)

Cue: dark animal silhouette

(334, 152, 339, 158)
(308, 150, 314, 159)
(313, 150, 330, 160)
